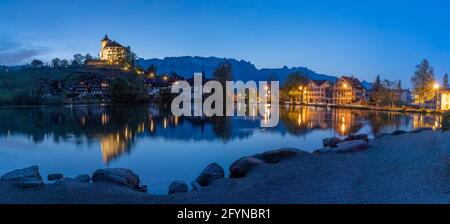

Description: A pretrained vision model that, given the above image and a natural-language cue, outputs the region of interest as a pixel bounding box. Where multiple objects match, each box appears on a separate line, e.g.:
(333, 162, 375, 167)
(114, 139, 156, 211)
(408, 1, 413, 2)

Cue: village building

(145, 77, 170, 96)
(72, 78, 110, 97)
(145, 73, 184, 96)
(334, 76, 367, 104)
(305, 80, 334, 104)
(437, 88, 450, 111)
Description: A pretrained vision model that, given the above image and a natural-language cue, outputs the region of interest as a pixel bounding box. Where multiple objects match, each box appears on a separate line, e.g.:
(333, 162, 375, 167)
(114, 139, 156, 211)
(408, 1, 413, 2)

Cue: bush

(443, 111, 450, 131)
(110, 76, 149, 103)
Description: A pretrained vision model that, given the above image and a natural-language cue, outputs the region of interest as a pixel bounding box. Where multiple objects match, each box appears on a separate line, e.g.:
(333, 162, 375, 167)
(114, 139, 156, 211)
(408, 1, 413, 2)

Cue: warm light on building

(434, 82, 440, 90)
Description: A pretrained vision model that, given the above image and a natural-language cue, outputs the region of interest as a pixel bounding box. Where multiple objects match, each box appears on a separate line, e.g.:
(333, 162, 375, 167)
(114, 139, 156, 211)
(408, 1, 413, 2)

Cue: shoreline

(1, 128, 448, 204)
(0, 101, 444, 115)
(283, 102, 442, 114)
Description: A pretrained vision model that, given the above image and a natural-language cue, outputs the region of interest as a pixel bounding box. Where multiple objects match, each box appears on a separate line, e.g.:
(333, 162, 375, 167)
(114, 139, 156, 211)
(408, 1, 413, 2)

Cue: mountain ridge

(136, 56, 339, 84)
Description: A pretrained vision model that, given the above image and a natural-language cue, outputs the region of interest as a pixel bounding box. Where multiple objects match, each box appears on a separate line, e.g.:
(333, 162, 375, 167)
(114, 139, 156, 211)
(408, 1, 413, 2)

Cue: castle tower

(101, 35, 110, 49)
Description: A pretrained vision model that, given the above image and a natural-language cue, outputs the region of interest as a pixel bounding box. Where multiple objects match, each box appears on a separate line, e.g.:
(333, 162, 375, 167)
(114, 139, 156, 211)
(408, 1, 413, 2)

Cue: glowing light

(341, 124, 346, 133)
(434, 82, 440, 90)
(343, 83, 348, 89)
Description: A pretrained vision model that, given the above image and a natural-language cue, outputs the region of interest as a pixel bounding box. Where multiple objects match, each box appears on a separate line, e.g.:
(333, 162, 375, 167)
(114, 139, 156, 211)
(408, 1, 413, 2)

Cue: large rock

(74, 174, 91, 183)
(391, 130, 407, 136)
(191, 181, 202, 191)
(323, 137, 343, 148)
(261, 148, 301, 164)
(344, 134, 369, 142)
(0, 166, 43, 188)
(315, 140, 369, 154)
(168, 181, 188, 194)
(195, 163, 225, 187)
(375, 133, 390, 139)
(48, 173, 64, 181)
(229, 156, 265, 178)
(410, 127, 433, 133)
(92, 168, 144, 191)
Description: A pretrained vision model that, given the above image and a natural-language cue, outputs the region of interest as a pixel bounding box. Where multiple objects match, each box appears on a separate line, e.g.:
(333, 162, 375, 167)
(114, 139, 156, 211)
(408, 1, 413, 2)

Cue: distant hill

(136, 56, 338, 84)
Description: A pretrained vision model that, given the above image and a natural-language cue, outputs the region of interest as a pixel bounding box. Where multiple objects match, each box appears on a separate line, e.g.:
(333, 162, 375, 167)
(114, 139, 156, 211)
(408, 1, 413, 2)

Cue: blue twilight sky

(1, 0, 450, 86)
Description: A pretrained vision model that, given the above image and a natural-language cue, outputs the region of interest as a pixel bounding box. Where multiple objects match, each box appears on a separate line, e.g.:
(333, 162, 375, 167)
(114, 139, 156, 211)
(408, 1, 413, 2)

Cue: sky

(1, 0, 450, 86)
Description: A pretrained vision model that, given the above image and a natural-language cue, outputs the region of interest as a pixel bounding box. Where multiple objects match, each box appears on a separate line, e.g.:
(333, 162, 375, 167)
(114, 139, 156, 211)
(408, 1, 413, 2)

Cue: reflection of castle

(100, 133, 129, 164)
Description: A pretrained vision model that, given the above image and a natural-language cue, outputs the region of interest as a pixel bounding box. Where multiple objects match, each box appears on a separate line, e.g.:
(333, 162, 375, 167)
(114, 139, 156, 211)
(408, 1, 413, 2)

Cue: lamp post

(298, 86, 304, 105)
(434, 82, 440, 112)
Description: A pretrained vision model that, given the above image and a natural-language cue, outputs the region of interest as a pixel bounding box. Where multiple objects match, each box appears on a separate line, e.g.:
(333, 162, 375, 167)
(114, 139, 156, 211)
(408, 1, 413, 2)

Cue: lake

(0, 104, 441, 194)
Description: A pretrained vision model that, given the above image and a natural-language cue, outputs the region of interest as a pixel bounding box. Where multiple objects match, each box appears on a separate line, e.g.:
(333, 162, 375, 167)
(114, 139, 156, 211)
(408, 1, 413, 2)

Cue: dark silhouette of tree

(51, 58, 61, 68)
(30, 59, 44, 68)
(72, 54, 85, 67)
(60, 59, 69, 67)
(369, 75, 384, 106)
(85, 53, 93, 62)
(411, 59, 435, 106)
(213, 60, 233, 84)
(443, 73, 449, 88)
(281, 71, 309, 101)
(146, 64, 157, 77)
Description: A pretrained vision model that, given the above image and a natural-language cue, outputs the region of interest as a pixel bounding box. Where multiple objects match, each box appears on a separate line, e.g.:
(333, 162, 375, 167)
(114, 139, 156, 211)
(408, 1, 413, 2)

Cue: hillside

(137, 56, 337, 83)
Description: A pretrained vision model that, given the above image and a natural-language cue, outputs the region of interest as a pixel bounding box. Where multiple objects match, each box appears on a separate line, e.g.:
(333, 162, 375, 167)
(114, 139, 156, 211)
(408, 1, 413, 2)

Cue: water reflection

(0, 104, 441, 165)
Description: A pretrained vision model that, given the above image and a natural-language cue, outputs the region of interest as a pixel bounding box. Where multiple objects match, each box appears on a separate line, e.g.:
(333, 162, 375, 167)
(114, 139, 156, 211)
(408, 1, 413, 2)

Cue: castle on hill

(86, 35, 134, 68)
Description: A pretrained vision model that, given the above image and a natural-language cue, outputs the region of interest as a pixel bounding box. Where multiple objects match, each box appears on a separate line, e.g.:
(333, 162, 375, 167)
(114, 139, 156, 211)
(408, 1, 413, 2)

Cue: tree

(110, 77, 149, 103)
(369, 75, 384, 106)
(30, 59, 44, 68)
(213, 60, 233, 84)
(267, 73, 278, 82)
(213, 60, 233, 113)
(281, 71, 310, 101)
(126, 49, 137, 68)
(443, 73, 449, 88)
(60, 59, 69, 68)
(72, 54, 85, 67)
(395, 80, 403, 105)
(85, 53, 93, 61)
(110, 78, 130, 102)
(146, 64, 157, 77)
(411, 59, 435, 106)
(51, 58, 61, 68)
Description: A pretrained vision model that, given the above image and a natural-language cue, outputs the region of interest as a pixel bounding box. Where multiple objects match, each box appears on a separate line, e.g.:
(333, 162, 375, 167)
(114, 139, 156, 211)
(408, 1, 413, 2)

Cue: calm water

(0, 104, 441, 194)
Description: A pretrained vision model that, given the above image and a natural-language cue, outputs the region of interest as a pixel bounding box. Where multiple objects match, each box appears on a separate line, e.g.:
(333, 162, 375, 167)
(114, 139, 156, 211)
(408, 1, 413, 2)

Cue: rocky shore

(1, 128, 449, 204)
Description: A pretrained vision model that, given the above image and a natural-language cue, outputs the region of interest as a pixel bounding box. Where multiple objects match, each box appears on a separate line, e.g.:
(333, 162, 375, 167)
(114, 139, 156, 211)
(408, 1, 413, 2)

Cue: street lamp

(298, 86, 304, 105)
(434, 82, 440, 111)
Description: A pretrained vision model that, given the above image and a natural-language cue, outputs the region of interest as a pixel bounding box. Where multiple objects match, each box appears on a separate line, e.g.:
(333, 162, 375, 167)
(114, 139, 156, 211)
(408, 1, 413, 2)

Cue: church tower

(101, 35, 110, 49)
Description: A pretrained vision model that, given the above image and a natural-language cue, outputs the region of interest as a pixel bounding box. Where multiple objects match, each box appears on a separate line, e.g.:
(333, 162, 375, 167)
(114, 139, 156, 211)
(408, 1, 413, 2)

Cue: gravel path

(1, 130, 449, 204)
